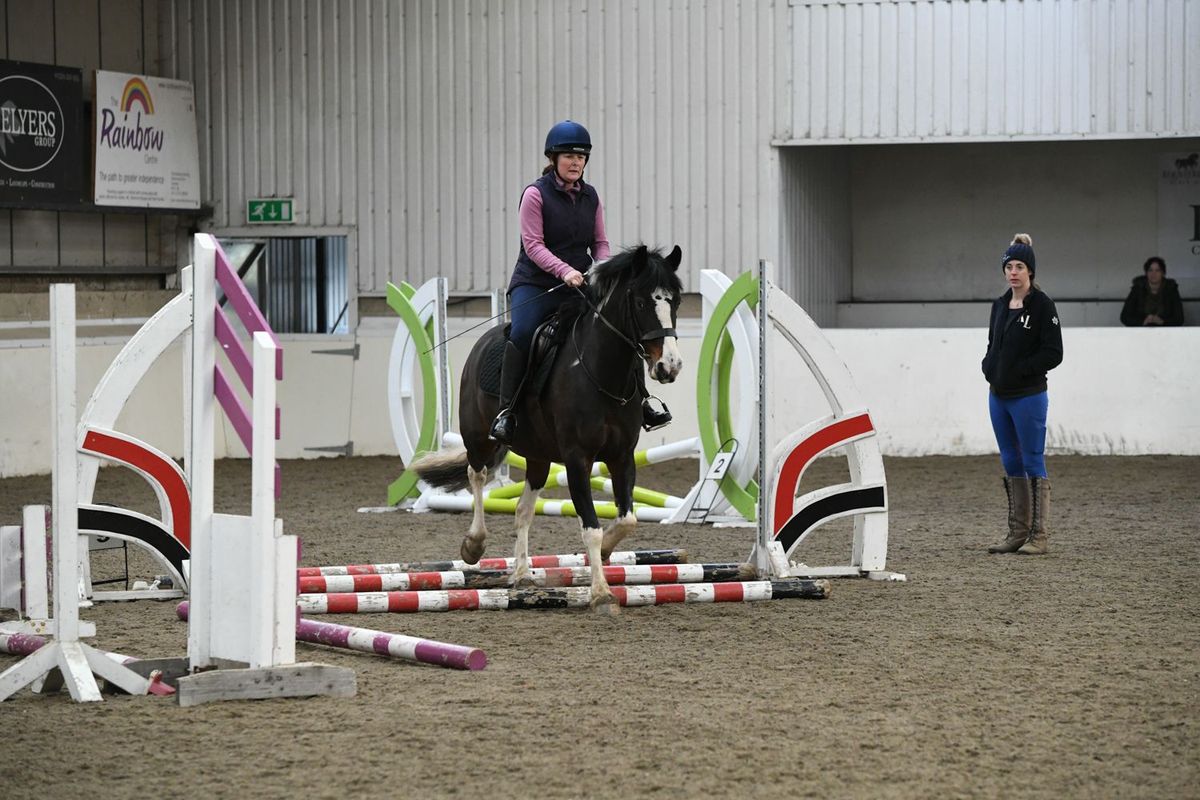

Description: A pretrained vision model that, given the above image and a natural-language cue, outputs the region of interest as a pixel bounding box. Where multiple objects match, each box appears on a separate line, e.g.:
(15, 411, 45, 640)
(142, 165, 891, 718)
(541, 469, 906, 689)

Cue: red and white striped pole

(298, 578, 830, 614)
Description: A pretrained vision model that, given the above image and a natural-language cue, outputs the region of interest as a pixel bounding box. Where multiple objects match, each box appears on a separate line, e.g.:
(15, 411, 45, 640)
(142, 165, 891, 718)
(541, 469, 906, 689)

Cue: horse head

(589, 244, 685, 385)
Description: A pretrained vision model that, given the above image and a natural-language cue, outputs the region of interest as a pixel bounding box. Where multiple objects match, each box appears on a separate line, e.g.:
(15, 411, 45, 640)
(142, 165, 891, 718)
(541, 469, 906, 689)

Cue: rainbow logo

(119, 77, 154, 114)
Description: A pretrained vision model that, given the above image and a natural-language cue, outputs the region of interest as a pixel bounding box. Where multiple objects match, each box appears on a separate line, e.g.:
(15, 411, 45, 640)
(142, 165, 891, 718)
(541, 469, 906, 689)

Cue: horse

(411, 244, 684, 609)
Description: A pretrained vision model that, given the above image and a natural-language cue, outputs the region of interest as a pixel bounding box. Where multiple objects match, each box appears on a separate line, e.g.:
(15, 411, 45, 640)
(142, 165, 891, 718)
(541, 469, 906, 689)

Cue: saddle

(479, 317, 564, 399)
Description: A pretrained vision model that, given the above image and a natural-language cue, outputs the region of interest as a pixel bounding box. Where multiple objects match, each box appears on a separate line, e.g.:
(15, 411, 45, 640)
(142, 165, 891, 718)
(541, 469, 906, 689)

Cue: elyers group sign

(93, 70, 200, 209)
(0, 60, 83, 206)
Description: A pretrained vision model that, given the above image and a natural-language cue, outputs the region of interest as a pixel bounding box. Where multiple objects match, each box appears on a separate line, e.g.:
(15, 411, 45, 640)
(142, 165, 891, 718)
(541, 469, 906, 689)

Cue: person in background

(1120, 256, 1184, 327)
(489, 120, 672, 445)
(980, 233, 1064, 556)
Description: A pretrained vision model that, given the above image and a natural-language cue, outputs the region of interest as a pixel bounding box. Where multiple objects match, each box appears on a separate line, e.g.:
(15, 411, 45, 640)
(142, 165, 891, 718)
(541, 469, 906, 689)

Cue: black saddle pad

(479, 333, 506, 396)
(480, 319, 562, 399)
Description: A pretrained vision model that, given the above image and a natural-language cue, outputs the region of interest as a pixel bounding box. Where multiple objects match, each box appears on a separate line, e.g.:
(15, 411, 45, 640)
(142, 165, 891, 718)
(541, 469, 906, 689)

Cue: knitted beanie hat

(1001, 233, 1036, 276)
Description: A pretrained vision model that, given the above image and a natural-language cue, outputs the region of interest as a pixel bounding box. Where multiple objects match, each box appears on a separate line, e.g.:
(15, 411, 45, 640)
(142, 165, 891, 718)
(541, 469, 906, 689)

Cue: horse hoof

(600, 529, 630, 562)
(509, 573, 537, 589)
(592, 599, 620, 617)
(460, 537, 484, 565)
(589, 592, 618, 613)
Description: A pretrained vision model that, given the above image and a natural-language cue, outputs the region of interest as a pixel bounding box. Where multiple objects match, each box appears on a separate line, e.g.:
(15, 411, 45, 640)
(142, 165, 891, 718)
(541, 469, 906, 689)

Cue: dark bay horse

(411, 245, 684, 608)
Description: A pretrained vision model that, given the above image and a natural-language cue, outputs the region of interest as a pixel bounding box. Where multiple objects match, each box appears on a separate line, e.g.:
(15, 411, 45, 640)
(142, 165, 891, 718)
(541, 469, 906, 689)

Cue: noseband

(592, 284, 677, 351)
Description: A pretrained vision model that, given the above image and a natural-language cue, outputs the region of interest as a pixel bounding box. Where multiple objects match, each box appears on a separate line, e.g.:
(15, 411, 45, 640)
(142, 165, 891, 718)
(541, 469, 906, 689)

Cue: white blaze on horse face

(651, 287, 683, 383)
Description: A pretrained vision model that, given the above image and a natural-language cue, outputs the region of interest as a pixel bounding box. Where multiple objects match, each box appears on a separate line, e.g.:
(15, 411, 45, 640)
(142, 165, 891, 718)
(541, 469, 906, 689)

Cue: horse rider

(489, 120, 673, 444)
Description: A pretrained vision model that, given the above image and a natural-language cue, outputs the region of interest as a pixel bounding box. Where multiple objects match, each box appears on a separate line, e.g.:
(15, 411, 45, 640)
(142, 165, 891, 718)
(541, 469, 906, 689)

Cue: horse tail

(408, 447, 473, 492)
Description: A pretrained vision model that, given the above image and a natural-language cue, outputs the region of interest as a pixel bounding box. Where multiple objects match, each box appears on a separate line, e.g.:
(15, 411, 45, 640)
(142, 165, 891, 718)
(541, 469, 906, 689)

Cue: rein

(579, 284, 678, 354)
(571, 316, 640, 406)
(569, 283, 675, 406)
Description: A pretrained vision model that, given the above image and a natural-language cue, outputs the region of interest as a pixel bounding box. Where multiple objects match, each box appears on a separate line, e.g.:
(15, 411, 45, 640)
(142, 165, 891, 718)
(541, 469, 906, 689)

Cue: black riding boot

(641, 397, 673, 431)
(488, 341, 526, 444)
(636, 366, 672, 432)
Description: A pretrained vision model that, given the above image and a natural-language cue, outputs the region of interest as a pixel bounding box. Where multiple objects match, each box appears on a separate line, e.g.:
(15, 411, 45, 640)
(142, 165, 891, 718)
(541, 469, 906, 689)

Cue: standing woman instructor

(489, 120, 671, 444)
(981, 234, 1063, 555)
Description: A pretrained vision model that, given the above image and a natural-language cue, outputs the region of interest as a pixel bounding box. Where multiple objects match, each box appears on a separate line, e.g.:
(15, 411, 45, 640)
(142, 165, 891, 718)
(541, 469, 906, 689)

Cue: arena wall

(1, 323, 1194, 478)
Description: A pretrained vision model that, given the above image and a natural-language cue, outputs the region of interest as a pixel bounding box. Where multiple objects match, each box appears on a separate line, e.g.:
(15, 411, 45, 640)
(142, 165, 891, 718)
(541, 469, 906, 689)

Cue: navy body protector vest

(509, 172, 599, 293)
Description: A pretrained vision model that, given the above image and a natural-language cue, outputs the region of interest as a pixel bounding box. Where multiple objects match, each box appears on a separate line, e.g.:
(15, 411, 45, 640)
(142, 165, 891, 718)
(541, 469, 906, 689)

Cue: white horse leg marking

(582, 525, 614, 608)
(468, 466, 488, 539)
(510, 483, 541, 586)
(460, 465, 488, 564)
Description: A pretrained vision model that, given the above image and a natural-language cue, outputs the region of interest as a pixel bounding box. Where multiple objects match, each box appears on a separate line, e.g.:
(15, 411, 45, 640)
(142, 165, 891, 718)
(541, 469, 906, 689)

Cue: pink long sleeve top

(518, 176, 611, 280)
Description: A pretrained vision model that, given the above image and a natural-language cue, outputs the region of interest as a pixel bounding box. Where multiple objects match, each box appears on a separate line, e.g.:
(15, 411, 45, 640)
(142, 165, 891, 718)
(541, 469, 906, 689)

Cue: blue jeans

(508, 283, 572, 354)
(988, 391, 1049, 478)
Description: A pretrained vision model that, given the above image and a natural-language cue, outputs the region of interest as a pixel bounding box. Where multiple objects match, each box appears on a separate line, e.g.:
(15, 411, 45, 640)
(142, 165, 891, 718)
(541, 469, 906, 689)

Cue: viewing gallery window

(217, 236, 349, 334)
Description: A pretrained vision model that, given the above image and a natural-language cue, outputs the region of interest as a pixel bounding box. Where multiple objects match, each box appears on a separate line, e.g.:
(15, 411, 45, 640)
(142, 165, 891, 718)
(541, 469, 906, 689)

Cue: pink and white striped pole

(0, 632, 48, 657)
(0, 633, 173, 695)
(176, 602, 487, 671)
(297, 618, 487, 671)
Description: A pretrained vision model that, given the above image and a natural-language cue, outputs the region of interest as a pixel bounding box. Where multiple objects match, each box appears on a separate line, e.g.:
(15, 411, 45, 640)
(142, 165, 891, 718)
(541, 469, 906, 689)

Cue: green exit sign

(247, 198, 294, 224)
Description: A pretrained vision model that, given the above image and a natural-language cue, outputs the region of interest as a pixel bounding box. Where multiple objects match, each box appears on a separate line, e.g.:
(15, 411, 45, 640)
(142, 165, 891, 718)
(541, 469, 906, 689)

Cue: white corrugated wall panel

(782, 0, 1200, 144)
(164, 0, 787, 296)
(778, 148, 851, 327)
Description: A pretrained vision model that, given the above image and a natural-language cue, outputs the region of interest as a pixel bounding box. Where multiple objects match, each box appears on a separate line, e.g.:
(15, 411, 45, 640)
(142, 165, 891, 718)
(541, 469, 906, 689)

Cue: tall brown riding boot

(1018, 477, 1051, 555)
(988, 476, 1031, 553)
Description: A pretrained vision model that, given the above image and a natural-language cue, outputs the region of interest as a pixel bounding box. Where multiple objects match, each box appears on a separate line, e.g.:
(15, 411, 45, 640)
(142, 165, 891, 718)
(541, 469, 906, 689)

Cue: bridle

(570, 281, 677, 406)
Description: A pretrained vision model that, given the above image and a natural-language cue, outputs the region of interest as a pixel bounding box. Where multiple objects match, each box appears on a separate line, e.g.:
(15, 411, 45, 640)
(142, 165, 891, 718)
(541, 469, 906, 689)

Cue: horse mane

(556, 245, 683, 332)
(590, 245, 684, 300)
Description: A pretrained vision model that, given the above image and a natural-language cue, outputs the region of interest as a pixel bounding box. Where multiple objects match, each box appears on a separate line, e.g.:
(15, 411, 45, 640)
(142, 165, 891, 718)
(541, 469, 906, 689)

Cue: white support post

(246, 333, 276, 668)
(176, 235, 350, 704)
(188, 237, 218, 669)
(181, 265, 194, 484)
(51, 285, 81, 648)
(20, 506, 49, 621)
(248, 332, 297, 668)
(0, 285, 148, 703)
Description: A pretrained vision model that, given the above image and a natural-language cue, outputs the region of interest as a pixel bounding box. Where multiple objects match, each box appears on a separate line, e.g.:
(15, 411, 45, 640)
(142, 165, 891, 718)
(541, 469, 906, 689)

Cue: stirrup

(489, 410, 515, 443)
(641, 398, 672, 432)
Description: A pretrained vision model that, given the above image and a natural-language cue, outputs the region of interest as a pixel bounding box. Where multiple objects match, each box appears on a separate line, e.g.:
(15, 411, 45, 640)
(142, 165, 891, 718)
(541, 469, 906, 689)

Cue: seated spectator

(1120, 256, 1184, 326)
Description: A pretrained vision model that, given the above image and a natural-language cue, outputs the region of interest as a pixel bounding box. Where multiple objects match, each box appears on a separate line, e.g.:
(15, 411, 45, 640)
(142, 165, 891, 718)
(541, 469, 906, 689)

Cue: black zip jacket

(1119, 276, 1184, 326)
(981, 287, 1064, 398)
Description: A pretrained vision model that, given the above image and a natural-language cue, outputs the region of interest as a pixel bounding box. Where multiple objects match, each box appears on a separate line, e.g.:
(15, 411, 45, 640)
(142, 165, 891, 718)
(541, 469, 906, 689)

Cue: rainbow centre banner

(93, 70, 199, 209)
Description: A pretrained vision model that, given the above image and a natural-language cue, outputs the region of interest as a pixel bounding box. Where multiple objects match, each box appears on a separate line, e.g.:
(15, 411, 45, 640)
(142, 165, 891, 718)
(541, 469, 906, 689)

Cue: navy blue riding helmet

(544, 120, 592, 157)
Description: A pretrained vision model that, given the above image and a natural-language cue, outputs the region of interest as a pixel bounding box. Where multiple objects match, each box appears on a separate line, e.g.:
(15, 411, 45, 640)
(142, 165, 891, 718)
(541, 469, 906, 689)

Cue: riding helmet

(544, 120, 592, 157)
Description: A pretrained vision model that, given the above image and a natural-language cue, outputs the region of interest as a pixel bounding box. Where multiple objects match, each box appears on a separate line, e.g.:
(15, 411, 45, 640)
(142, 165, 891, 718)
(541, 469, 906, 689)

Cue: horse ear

(633, 245, 649, 269)
(664, 245, 682, 271)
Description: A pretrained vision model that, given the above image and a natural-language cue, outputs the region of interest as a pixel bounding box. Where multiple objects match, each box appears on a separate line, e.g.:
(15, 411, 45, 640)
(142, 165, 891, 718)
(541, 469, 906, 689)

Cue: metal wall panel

(163, 0, 789, 296)
(55, 0, 104, 270)
(0, 0, 180, 275)
(783, 0, 1200, 144)
(778, 147, 852, 326)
